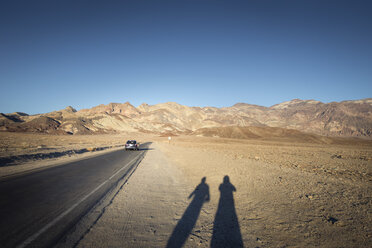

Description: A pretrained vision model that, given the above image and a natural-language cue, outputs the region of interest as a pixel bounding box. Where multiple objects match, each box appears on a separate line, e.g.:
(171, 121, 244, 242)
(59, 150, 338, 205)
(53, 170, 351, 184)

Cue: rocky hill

(0, 99, 371, 138)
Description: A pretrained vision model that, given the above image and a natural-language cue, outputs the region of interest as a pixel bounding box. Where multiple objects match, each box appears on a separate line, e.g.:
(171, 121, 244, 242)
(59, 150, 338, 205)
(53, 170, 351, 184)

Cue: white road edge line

(17, 154, 141, 248)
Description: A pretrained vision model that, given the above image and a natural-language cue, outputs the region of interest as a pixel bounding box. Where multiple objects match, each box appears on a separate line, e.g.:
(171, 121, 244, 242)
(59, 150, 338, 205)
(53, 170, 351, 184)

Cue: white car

(125, 140, 139, 150)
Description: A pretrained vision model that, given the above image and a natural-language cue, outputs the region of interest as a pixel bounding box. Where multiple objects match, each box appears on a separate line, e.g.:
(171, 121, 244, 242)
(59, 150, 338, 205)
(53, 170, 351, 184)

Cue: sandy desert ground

(1, 132, 371, 247)
(155, 137, 372, 247)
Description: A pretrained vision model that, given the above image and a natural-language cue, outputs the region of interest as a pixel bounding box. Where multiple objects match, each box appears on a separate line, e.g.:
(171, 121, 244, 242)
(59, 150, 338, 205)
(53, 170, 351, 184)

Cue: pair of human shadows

(166, 176, 243, 248)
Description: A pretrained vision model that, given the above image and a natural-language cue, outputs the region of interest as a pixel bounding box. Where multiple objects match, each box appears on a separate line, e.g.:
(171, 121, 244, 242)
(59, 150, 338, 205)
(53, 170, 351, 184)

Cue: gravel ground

(61, 136, 371, 247)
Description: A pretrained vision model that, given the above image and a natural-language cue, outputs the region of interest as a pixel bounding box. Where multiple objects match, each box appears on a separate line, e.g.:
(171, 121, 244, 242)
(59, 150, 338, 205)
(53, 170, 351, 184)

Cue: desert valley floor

(0, 132, 371, 247)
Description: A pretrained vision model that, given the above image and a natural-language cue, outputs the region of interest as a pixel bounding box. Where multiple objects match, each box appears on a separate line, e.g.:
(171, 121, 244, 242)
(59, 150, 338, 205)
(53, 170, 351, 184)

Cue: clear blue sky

(1, 0, 371, 114)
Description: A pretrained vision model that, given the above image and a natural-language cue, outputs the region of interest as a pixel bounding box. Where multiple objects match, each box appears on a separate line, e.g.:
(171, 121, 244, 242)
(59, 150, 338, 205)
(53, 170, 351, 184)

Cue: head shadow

(166, 177, 210, 248)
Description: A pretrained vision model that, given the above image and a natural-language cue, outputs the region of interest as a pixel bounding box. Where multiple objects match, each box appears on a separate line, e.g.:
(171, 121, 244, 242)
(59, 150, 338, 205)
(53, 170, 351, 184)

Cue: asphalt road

(0, 143, 150, 248)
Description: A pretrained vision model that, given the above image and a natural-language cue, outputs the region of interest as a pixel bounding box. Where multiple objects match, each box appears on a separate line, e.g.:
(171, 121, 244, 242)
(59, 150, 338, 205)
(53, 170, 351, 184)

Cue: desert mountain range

(1, 99, 371, 139)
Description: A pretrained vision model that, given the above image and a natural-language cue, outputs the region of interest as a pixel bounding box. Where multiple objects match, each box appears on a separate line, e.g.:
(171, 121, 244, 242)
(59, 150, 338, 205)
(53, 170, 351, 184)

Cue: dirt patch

(159, 135, 372, 182)
(156, 138, 371, 247)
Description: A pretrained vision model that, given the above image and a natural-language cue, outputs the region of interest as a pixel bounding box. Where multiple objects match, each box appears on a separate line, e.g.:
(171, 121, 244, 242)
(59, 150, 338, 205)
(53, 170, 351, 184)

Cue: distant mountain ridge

(0, 99, 371, 138)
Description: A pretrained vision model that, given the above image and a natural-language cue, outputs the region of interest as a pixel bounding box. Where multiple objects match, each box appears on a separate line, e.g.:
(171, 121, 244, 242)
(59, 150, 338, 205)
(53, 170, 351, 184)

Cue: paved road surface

(0, 143, 150, 248)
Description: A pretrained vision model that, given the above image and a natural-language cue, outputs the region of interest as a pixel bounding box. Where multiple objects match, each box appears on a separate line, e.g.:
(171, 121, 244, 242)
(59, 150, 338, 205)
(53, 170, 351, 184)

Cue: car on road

(125, 140, 139, 151)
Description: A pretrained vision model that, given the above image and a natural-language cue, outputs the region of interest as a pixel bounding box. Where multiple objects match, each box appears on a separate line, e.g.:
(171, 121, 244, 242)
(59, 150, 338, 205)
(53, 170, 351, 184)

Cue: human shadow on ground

(166, 177, 210, 248)
(211, 175, 244, 248)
